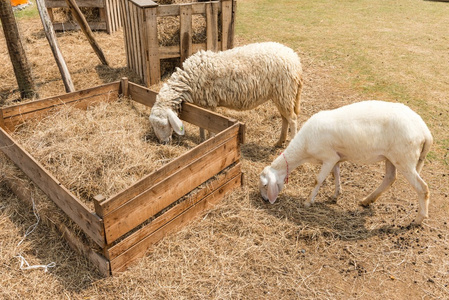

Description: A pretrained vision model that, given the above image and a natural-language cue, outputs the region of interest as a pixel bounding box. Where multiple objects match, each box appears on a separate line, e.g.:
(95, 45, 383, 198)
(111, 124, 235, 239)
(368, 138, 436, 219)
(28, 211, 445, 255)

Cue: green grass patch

(236, 0, 449, 160)
(13, 1, 39, 19)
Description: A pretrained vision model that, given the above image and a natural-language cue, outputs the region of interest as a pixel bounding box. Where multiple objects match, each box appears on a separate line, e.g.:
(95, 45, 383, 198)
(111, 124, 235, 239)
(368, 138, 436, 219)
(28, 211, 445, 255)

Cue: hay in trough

(10, 98, 200, 210)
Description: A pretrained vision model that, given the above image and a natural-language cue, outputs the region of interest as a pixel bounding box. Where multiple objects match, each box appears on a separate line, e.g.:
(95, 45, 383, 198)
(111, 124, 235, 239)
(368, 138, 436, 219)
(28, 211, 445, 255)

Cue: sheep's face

(259, 166, 283, 204)
(149, 112, 173, 143)
(149, 106, 185, 144)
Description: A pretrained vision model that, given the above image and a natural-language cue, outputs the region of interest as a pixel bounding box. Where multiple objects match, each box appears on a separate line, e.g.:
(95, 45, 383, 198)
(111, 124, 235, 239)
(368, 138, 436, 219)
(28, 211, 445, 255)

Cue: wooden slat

(157, 1, 219, 17)
(179, 4, 192, 63)
(45, 0, 105, 8)
(4, 177, 110, 276)
(206, 1, 218, 51)
(103, 132, 240, 243)
(130, 3, 140, 76)
(2, 81, 119, 118)
(130, 0, 158, 8)
(105, 0, 112, 33)
(221, 0, 232, 50)
(136, 5, 144, 78)
(99, 122, 240, 216)
(145, 6, 160, 86)
(0, 127, 105, 247)
(1, 83, 120, 132)
(116, 0, 122, 28)
(121, 0, 132, 68)
(53, 21, 107, 32)
(157, 4, 179, 16)
(127, 81, 157, 107)
(229, 0, 236, 49)
(110, 171, 242, 273)
(107, 163, 241, 259)
(158, 43, 212, 59)
(180, 102, 235, 133)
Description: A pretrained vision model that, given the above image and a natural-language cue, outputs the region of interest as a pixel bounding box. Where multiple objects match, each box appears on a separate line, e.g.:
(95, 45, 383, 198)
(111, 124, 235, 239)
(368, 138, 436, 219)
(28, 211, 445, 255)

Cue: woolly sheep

(149, 42, 303, 145)
(259, 100, 433, 225)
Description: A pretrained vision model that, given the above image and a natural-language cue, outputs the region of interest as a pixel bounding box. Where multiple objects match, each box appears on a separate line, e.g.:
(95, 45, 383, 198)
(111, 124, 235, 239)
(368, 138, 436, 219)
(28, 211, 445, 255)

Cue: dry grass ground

(1, 0, 449, 299)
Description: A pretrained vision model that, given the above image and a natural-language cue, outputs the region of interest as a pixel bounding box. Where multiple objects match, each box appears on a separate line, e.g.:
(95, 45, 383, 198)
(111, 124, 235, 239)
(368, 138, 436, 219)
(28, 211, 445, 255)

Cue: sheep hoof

(411, 215, 426, 226)
(303, 201, 312, 208)
(274, 142, 285, 148)
(329, 196, 338, 203)
(359, 198, 373, 207)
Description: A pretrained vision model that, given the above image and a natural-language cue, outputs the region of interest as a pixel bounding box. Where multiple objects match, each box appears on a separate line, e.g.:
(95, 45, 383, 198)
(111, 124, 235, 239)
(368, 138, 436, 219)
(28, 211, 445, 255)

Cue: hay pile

(10, 98, 199, 209)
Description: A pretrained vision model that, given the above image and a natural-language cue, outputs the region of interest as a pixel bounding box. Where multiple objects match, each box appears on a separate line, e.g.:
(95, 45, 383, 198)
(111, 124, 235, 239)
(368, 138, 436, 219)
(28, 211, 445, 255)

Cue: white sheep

(259, 100, 433, 225)
(149, 42, 303, 145)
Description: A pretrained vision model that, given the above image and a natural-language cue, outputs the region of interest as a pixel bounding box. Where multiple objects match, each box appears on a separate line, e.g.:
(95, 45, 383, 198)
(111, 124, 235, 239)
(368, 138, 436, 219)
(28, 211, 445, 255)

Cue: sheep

(149, 42, 303, 145)
(259, 100, 433, 225)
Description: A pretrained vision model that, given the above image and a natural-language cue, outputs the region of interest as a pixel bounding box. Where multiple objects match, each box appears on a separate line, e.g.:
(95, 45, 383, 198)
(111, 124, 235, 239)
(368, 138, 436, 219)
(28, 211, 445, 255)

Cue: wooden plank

(116, 0, 122, 28)
(130, 3, 140, 77)
(229, 0, 236, 49)
(180, 102, 235, 133)
(1, 81, 119, 118)
(157, 1, 218, 17)
(156, 4, 179, 17)
(179, 4, 192, 63)
(1, 82, 120, 131)
(130, 0, 158, 8)
(45, 0, 105, 8)
(110, 171, 242, 273)
(206, 1, 218, 51)
(221, 0, 232, 50)
(0, 109, 4, 129)
(159, 43, 217, 59)
(99, 122, 240, 215)
(0, 127, 105, 247)
(135, 4, 144, 78)
(4, 177, 110, 276)
(120, 77, 129, 97)
(103, 132, 240, 243)
(52, 22, 107, 31)
(145, 6, 160, 86)
(107, 163, 241, 259)
(120, 0, 132, 68)
(104, 0, 112, 33)
(127, 81, 157, 107)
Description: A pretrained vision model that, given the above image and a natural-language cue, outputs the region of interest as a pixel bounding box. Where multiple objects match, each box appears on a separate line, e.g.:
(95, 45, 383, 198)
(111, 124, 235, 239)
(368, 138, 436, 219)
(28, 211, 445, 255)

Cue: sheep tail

(416, 135, 433, 174)
(294, 75, 303, 116)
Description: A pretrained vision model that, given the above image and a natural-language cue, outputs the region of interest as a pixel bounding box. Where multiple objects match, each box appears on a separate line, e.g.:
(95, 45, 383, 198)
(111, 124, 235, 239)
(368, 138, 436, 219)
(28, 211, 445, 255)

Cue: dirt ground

(1, 10, 449, 300)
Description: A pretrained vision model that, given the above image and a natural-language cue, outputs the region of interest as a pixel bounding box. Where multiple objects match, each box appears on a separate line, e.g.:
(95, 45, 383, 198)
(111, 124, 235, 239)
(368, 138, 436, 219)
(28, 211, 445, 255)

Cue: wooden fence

(45, 0, 122, 33)
(0, 79, 245, 275)
(121, 0, 236, 86)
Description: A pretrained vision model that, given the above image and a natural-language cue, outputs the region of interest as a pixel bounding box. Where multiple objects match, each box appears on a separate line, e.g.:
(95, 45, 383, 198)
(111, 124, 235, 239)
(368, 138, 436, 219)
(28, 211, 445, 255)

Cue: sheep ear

(267, 173, 280, 204)
(167, 109, 185, 135)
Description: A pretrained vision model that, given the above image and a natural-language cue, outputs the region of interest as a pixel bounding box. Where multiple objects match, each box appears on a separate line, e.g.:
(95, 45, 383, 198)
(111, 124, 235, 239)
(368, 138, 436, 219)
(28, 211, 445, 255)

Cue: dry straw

(11, 98, 200, 209)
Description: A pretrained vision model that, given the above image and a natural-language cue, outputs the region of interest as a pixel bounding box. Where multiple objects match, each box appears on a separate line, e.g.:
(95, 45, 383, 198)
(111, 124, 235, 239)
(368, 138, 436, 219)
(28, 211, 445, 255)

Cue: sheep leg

(330, 163, 341, 202)
(275, 116, 289, 147)
(304, 160, 338, 208)
(400, 169, 429, 225)
(288, 117, 298, 140)
(360, 159, 396, 207)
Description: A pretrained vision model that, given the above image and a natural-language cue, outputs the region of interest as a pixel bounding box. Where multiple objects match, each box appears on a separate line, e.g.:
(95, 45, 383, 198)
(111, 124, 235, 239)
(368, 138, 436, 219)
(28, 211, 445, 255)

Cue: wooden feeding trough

(45, 0, 122, 33)
(0, 79, 245, 275)
(121, 0, 236, 86)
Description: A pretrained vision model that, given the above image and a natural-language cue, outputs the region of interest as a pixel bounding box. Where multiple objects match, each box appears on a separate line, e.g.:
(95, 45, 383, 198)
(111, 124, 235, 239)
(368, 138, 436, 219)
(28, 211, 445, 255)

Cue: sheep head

(259, 166, 284, 204)
(149, 106, 185, 143)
